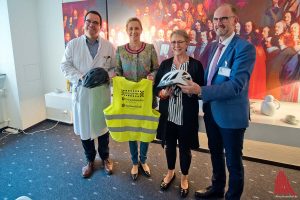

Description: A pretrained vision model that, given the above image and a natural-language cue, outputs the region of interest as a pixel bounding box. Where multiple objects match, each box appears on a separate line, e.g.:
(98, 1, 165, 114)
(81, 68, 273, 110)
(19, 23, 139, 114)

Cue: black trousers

(165, 121, 192, 175)
(81, 131, 110, 162)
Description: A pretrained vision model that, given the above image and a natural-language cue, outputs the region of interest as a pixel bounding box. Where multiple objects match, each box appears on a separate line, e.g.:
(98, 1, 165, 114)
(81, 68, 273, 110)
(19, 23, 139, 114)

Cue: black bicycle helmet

(82, 67, 109, 88)
(157, 70, 192, 88)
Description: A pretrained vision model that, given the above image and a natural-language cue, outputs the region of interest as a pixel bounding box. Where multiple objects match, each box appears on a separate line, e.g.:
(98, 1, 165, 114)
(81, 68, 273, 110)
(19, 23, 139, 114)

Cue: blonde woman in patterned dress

(115, 17, 159, 181)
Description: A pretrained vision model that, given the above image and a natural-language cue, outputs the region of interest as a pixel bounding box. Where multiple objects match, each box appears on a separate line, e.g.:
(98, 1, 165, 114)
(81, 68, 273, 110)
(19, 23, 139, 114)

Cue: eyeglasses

(171, 40, 186, 45)
(213, 16, 235, 23)
(85, 19, 100, 26)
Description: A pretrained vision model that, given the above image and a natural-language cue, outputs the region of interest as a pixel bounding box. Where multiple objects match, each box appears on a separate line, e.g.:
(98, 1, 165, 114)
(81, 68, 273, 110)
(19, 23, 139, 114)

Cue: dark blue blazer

(202, 35, 256, 129)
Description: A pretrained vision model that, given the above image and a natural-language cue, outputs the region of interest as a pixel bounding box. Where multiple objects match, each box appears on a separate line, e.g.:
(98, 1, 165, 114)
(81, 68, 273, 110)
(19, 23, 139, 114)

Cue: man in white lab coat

(61, 10, 115, 178)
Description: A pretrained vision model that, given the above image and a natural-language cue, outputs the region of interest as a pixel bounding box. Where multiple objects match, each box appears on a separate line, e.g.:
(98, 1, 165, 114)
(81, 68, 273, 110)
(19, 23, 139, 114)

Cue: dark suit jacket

(202, 35, 256, 129)
(263, 6, 283, 27)
(154, 57, 204, 149)
(267, 47, 296, 98)
(195, 42, 213, 70)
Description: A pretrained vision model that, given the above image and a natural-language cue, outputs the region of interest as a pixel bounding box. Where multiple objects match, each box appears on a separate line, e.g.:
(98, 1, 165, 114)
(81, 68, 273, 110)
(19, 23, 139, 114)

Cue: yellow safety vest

(104, 76, 160, 142)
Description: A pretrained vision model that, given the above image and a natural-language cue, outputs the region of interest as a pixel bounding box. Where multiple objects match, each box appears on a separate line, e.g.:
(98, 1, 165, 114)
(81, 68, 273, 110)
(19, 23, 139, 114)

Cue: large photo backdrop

(62, 0, 107, 45)
(62, 0, 300, 103)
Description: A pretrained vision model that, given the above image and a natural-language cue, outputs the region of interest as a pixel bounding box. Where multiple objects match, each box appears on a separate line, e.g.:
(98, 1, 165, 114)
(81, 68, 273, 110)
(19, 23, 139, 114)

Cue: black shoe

(195, 186, 224, 199)
(139, 162, 151, 177)
(160, 173, 176, 191)
(131, 173, 138, 181)
(131, 165, 138, 181)
(180, 185, 189, 198)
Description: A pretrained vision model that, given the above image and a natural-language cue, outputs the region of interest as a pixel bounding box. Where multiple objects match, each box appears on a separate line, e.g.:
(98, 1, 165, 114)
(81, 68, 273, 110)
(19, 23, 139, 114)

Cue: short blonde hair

(126, 17, 143, 30)
(170, 29, 190, 43)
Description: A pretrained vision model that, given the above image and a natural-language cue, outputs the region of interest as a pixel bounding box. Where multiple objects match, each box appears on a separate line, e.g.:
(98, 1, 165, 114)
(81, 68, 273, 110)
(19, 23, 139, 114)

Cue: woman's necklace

(129, 42, 142, 50)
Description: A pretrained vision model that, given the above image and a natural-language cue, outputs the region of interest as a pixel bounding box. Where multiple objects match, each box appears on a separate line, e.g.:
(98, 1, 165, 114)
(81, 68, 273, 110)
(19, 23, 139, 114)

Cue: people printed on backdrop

(63, 0, 300, 102)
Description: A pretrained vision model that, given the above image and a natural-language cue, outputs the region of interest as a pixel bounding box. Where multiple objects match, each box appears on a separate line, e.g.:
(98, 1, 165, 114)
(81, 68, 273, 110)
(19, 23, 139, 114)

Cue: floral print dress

(115, 42, 159, 82)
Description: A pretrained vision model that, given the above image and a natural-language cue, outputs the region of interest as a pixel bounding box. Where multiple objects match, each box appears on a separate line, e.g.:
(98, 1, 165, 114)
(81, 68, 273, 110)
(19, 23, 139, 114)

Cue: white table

(198, 100, 300, 148)
(44, 92, 73, 124)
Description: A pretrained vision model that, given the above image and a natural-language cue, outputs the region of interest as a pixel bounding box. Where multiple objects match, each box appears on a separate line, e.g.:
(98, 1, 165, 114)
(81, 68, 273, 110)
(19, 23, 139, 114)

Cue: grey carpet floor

(0, 121, 299, 200)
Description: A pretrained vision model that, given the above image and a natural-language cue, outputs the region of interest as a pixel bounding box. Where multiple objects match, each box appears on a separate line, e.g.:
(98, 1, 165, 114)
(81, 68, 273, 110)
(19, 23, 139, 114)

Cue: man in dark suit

(179, 3, 256, 200)
(263, 0, 283, 27)
(194, 31, 213, 69)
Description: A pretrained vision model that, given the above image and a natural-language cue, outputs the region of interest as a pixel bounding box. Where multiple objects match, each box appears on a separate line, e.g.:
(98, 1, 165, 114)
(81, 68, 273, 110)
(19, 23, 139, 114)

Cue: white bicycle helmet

(157, 70, 192, 88)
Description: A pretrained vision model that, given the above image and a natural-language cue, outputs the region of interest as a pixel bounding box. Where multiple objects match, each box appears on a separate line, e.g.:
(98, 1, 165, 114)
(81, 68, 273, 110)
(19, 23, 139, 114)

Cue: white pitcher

(261, 95, 280, 116)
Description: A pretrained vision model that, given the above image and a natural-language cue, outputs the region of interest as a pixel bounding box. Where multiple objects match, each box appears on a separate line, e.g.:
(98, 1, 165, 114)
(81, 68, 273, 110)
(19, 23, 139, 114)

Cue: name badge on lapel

(218, 61, 231, 77)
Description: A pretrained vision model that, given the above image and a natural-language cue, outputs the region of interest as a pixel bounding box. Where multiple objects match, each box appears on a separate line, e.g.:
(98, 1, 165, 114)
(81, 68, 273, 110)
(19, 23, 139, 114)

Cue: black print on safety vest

(121, 89, 144, 109)
(121, 89, 143, 97)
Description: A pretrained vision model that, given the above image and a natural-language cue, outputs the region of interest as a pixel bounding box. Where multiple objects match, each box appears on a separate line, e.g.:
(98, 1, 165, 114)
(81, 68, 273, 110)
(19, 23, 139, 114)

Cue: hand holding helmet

(82, 67, 110, 88)
(178, 79, 201, 96)
(159, 87, 174, 100)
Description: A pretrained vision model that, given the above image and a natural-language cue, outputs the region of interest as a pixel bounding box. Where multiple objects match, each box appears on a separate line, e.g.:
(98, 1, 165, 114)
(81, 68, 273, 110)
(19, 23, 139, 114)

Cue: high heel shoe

(131, 165, 138, 181)
(131, 173, 138, 181)
(160, 173, 176, 191)
(139, 162, 151, 177)
(180, 185, 189, 198)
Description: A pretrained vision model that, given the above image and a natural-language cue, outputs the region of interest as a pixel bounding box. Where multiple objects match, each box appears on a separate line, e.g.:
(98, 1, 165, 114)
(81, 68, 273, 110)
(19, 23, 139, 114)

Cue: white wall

(0, 0, 22, 129)
(7, 0, 48, 129)
(0, 0, 59, 129)
(0, 0, 68, 129)
(37, 0, 66, 93)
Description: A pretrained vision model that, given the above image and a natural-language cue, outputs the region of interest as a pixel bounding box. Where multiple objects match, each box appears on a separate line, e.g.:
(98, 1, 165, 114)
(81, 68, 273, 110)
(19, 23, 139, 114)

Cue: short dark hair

(270, 37, 279, 47)
(84, 10, 102, 27)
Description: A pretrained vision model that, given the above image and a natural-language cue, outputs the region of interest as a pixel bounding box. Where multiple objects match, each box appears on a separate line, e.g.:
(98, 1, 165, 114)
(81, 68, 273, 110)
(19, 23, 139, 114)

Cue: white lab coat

(61, 35, 115, 140)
